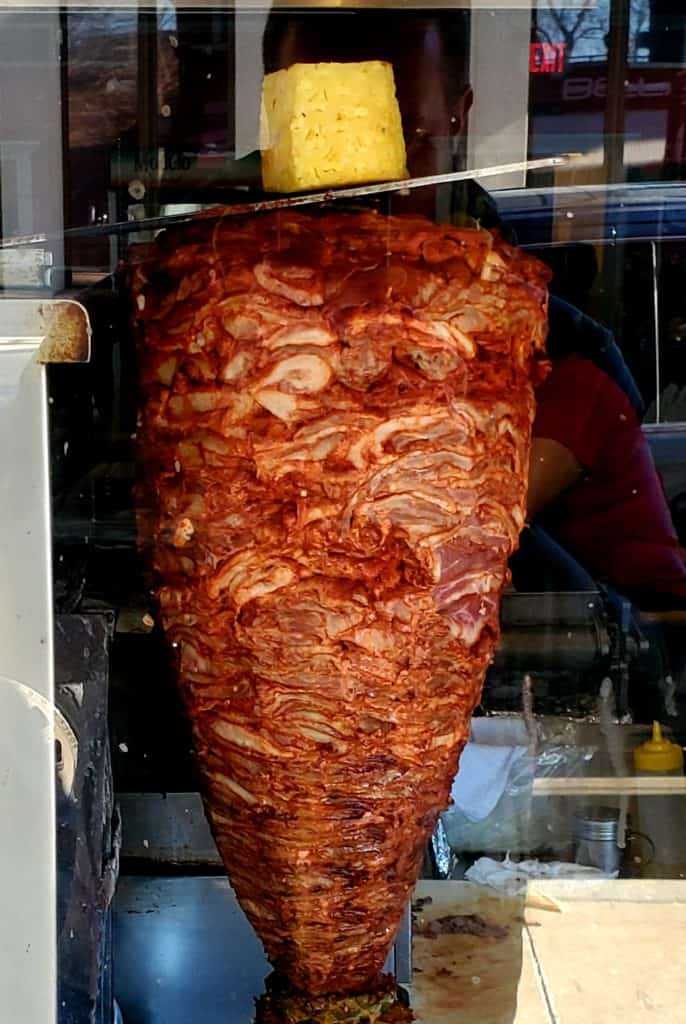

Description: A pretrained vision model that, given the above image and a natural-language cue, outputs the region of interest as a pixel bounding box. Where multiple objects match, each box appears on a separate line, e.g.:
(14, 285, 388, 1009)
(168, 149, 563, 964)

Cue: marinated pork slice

(132, 209, 549, 998)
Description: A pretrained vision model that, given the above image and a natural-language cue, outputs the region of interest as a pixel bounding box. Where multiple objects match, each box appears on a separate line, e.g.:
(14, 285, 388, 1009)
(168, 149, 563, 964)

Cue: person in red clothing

(526, 354, 686, 611)
(262, 7, 686, 613)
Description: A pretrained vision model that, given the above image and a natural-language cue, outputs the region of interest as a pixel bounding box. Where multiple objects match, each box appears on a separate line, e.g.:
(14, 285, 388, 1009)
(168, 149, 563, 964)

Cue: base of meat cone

(255, 972, 413, 1024)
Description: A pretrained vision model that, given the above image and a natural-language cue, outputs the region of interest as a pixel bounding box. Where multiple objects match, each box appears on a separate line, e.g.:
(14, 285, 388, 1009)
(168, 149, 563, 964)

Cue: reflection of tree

(629, 0, 651, 60)
(535, 0, 651, 63)
(535, 0, 606, 60)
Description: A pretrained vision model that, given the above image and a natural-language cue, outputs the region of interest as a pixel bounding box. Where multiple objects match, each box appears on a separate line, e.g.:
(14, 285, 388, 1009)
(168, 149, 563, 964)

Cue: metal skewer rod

(0, 155, 571, 249)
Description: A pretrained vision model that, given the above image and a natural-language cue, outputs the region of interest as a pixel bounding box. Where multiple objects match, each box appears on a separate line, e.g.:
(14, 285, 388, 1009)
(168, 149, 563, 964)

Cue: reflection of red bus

(529, 62, 686, 170)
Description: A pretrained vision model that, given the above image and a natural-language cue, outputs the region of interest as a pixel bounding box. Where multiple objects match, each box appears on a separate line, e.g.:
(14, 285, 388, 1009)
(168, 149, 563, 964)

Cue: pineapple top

(260, 61, 409, 194)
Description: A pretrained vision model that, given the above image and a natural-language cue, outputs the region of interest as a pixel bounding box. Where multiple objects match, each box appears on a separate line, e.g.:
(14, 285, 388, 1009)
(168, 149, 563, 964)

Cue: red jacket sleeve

(532, 356, 633, 471)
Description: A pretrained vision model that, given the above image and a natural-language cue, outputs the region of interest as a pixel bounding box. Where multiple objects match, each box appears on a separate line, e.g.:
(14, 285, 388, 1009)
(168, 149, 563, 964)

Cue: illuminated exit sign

(530, 42, 567, 74)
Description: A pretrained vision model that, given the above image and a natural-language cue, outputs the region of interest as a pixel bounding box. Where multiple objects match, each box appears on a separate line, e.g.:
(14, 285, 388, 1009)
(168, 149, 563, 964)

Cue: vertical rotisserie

(132, 208, 549, 1003)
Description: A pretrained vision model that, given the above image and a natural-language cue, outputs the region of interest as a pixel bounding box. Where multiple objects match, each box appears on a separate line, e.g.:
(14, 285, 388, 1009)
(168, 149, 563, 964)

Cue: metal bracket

(0, 298, 91, 363)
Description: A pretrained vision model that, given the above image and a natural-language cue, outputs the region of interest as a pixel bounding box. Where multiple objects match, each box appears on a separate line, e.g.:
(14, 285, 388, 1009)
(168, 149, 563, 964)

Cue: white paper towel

(451, 742, 528, 822)
(465, 854, 617, 893)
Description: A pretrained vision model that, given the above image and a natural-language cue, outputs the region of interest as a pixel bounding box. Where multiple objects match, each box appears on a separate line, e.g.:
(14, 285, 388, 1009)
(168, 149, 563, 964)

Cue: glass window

(2, 5, 686, 1024)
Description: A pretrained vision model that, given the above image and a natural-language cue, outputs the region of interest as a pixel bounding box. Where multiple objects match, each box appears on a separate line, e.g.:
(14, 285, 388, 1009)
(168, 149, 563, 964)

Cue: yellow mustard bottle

(633, 722, 685, 875)
(634, 721, 684, 774)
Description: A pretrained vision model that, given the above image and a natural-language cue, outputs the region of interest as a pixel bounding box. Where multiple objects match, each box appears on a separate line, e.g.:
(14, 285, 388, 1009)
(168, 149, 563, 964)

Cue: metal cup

(573, 805, 624, 875)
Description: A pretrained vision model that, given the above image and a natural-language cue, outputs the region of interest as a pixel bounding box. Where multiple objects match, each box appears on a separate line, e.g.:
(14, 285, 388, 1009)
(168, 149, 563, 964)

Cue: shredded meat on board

(414, 913, 509, 940)
(132, 209, 549, 998)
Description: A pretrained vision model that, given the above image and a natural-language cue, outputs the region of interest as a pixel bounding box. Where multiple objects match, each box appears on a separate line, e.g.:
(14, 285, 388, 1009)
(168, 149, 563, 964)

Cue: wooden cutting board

(411, 879, 686, 1024)
(411, 881, 548, 1024)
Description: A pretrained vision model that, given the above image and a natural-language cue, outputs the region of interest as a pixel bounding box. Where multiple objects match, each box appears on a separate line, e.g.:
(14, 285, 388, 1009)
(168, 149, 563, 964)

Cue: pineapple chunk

(260, 61, 408, 194)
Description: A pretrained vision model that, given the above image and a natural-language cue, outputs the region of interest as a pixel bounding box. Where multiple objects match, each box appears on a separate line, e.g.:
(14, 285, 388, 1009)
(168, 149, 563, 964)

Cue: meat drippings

(133, 209, 549, 997)
(414, 913, 510, 940)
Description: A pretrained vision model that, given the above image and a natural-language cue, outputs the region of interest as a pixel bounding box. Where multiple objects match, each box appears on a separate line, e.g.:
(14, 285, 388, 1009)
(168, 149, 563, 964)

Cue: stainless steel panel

(114, 876, 269, 1024)
(0, 341, 56, 1024)
(0, 299, 91, 1024)
(118, 792, 223, 867)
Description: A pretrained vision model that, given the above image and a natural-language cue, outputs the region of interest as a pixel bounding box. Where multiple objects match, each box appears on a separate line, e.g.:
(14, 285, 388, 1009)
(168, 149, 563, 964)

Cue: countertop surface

(113, 876, 686, 1024)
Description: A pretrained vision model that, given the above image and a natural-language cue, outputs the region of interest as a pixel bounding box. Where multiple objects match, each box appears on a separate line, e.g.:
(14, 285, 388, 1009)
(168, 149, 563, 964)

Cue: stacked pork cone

(132, 209, 549, 998)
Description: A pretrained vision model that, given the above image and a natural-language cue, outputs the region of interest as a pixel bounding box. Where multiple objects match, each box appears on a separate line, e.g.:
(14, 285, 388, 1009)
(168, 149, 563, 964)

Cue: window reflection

(528, 2, 686, 184)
